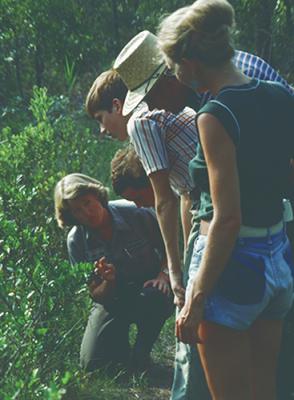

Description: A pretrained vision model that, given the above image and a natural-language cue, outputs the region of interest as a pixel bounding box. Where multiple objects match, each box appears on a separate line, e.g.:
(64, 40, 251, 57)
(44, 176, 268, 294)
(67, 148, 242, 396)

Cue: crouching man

(54, 173, 174, 372)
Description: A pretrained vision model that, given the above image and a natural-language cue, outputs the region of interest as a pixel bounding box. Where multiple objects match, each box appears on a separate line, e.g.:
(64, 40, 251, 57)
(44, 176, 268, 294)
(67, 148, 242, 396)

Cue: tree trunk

(14, 37, 24, 100)
(35, 40, 44, 87)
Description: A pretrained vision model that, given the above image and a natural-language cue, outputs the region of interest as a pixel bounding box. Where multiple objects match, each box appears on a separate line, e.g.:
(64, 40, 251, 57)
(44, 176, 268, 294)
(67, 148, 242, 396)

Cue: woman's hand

(169, 270, 186, 308)
(176, 292, 204, 345)
(143, 271, 171, 296)
(95, 256, 116, 281)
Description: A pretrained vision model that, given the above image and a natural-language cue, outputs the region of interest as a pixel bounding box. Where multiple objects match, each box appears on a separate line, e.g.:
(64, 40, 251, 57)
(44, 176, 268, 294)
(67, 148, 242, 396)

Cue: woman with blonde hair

(158, 0, 294, 398)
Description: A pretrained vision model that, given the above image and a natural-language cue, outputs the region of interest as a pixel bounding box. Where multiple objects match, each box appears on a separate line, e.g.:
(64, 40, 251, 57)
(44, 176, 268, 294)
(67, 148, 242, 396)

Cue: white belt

(239, 220, 283, 238)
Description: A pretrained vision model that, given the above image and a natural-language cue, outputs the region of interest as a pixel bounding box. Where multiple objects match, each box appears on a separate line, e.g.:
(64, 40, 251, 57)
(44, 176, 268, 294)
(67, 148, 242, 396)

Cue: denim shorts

(186, 229, 294, 330)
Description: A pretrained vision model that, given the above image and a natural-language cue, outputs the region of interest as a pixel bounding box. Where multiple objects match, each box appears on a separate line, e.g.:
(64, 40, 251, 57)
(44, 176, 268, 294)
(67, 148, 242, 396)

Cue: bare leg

(197, 319, 283, 400)
(197, 321, 253, 400)
(250, 319, 283, 400)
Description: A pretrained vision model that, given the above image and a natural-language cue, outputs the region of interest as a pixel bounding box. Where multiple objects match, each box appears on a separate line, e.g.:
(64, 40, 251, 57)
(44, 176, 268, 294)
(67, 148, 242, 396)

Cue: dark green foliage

(0, 87, 122, 399)
(231, 0, 294, 79)
(1, 0, 292, 107)
(0, 0, 189, 105)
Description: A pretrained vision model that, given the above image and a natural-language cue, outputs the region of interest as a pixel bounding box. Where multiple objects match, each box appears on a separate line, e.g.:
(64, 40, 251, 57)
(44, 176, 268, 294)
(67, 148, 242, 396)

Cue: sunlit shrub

(0, 87, 121, 398)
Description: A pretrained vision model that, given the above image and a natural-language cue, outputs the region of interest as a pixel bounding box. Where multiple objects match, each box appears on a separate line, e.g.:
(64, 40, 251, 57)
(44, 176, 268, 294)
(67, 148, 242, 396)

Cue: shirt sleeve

(67, 226, 86, 266)
(128, 114, 169, 176)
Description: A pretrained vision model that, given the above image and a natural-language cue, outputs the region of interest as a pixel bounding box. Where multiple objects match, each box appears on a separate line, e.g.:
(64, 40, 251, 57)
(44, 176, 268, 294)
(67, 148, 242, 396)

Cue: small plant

(64, 57, 77, 97)
(29, 87, 54, 123)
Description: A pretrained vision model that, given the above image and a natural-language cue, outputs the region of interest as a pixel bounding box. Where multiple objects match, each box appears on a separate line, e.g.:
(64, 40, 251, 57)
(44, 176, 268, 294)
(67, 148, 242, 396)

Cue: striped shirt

(128, 104, 197, 194)
(128, 50, 293, 195)
(199, 50, 294, 106)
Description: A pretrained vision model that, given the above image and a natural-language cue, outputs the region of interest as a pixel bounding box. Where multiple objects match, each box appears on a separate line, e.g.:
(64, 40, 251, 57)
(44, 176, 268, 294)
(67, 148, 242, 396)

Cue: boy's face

(94, 99, 128, 141)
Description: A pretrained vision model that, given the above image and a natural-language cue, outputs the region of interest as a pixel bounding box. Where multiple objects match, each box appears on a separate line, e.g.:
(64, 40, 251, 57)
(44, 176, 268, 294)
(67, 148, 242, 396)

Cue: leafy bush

(0, 87, 121, 399)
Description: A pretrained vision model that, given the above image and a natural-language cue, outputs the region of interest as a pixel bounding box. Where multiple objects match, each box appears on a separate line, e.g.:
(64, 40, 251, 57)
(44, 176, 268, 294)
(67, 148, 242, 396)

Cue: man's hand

(143, 271, 171, 296)
(95, 256, 116, 282)
(88, 257, 116, 303)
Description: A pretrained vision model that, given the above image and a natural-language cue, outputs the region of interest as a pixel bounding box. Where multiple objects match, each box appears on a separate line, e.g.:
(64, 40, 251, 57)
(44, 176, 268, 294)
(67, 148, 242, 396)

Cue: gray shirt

(67, 200, 165, 286)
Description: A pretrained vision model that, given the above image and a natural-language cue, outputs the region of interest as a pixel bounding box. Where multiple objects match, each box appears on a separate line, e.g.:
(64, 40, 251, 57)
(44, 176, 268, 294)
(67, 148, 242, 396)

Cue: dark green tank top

(189, 79, 294, 227)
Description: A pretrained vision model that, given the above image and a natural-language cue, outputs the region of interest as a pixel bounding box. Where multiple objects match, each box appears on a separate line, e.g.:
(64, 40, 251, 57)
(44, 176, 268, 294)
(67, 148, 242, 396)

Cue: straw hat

(113, 31, 166, 116)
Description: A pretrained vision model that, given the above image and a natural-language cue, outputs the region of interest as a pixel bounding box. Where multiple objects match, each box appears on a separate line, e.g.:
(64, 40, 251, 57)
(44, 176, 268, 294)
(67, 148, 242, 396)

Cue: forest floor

(64, 316, 176, 400)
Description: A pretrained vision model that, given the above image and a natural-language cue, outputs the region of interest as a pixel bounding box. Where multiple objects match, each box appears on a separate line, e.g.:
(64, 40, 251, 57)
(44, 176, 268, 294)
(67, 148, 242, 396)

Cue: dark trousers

(80, 285, 174, 372)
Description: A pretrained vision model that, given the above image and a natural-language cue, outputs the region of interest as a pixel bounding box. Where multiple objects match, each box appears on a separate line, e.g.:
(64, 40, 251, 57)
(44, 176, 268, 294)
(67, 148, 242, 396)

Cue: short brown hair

(86, 69, 128, 118)
(54, 173, 109, 228)
(111, 145, 149, 195)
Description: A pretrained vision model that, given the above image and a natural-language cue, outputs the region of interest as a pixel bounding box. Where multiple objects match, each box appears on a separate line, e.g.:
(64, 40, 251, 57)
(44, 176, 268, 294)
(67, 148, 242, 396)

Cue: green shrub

(0, 87, 122, 399)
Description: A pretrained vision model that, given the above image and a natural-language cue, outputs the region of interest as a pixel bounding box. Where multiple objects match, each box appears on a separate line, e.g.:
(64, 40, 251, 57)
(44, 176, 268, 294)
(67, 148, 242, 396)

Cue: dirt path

(146, 356, 174, 399)
(140, 333, 175, 400)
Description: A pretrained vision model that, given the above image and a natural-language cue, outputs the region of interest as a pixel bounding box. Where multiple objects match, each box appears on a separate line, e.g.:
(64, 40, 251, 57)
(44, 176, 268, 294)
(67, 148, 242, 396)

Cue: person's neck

(204, 62, 250, 97)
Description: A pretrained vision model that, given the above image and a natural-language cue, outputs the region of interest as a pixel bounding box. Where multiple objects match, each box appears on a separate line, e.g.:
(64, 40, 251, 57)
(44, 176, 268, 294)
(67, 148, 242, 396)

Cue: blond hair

(111, 145, 149, 195)
(85, 69, 128, 118)
(157, 0, 235, 67)
(54, 173, 109, 228)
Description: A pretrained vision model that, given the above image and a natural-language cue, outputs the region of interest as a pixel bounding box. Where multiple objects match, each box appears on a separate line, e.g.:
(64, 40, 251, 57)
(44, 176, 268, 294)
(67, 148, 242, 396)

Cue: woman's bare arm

(190, 113, 241, 299)
(177, 113, 241, 344)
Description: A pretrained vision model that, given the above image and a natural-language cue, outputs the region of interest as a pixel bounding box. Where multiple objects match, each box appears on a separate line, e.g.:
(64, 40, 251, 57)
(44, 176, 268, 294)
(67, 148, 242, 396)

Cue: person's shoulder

(108, 199, 137, 221)
(133, 205, 156, 217)
(128, 102, 172, 126)
(233, 50, 269, 75)
(176, 106, 197, 121)
(260, 79, 292, 98)
(109, 199, 155, 216)
(233, 49, 261, 64)
(142, 106, 196, 132)
(149, 106, 196, 122)
(109, 200, 156, 229)
(109, 199, 137, 211)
